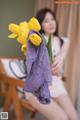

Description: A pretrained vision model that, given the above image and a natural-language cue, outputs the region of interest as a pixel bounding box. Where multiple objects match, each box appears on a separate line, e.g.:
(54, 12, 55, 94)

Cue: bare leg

(54, 94, 78, 120)
(25, 92, 68, 120)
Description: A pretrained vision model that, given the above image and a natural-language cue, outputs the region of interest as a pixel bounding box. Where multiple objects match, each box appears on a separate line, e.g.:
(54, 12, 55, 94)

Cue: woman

(25, 8, 78, 120)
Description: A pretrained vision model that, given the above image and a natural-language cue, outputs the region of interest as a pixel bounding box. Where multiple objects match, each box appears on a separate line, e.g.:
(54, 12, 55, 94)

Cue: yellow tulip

(28, 17, 41, 32)
(29, 33, 42, 46)
(8, 17, 42, 55)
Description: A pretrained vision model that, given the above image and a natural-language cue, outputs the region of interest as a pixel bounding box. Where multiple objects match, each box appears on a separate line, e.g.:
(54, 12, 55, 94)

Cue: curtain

(56, 3, 80, 106)
(35, 0, 80, 107)
(76, 5, 80, 111)
(34, 0, 55, 15)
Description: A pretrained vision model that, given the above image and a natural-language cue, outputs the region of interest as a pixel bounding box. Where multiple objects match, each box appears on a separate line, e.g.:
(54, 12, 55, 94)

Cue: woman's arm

(59, 37, 70, 61)
(51, 37, 70, 75)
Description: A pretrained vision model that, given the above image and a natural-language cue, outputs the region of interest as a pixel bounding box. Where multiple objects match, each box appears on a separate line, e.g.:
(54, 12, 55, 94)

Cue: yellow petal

(8, 23, 19, 35)
(17, 35, 26, 44)
(19, 23, 29, 38)
(29, 33, 42, 46)
(8, 33, 17, 38)
(21, 44, 26, 55)
(19, 21, 28, 28)
(28, 17, 41, 31)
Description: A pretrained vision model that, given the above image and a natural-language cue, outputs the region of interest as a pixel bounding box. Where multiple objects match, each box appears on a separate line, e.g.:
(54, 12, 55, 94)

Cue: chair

(0, 57, 37, 120)
(0, 57, 66, 120)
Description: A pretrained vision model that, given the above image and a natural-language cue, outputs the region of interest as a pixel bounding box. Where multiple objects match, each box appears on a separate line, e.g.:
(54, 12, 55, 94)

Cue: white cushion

(1, 58, 27, 99)
(1, 59, 26, 80)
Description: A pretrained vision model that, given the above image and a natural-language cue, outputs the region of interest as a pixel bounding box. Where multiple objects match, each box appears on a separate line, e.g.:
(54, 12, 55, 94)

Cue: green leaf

(46, 35, 53, 63)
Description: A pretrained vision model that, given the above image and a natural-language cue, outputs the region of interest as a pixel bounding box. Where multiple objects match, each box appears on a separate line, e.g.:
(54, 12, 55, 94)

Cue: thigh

(25, 92, 67, 120)
(54, 94, 77, 117)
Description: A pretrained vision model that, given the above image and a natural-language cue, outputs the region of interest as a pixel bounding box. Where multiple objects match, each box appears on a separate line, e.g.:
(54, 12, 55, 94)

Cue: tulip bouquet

(8, 17, 42, 55)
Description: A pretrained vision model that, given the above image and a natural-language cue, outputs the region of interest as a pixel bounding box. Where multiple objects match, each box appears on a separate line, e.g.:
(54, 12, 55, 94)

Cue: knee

(68, 112, 78, 120)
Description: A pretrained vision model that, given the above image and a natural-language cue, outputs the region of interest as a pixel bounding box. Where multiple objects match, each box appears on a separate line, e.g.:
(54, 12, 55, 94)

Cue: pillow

(1, 59, 27, 80)
(1, 58, 27, 99)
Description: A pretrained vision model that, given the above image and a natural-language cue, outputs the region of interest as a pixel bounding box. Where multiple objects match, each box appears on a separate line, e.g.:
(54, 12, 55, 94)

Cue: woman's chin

(48, 30, 56, 34)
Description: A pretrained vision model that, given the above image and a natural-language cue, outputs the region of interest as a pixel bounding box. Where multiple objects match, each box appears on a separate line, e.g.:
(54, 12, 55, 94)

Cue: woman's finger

(51, 69, 58, 75)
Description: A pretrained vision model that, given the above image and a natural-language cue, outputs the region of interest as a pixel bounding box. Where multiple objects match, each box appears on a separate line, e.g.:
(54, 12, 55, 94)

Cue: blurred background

(0, 0, 80, 119)
(0, 0, 35, 57)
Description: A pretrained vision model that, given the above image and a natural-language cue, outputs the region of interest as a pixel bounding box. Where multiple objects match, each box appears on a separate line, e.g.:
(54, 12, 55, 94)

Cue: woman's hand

(51, 55, 64, 75)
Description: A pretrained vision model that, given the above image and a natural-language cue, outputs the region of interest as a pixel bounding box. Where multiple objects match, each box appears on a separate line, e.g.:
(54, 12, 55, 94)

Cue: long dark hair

(35, 8, 63, 46)
(35, 8, 58, 36)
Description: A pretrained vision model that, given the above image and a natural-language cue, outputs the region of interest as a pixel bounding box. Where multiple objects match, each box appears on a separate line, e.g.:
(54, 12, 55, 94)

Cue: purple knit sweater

(23, 31, 52, 104)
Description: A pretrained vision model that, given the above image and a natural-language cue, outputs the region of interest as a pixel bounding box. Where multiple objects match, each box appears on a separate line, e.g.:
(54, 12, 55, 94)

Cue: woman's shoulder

(52, 36, 61, 48)
(53, 36, 61, 45)
(53, 36, 60, 42)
